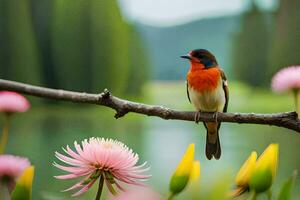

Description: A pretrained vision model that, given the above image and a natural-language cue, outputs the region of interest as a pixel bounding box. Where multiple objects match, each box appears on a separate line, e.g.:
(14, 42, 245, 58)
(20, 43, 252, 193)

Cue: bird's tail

(204, 122, 221, 160)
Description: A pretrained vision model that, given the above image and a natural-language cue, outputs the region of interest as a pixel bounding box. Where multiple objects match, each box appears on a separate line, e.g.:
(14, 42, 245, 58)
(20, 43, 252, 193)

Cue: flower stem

(0, 182, 10, 200)
(293, 89, 300, 118)
(0, 114, 11, 154)
(246, 190, 256, 200)
(167, 192, 175, 200)
(267, 189, 272, 200)
(95, 175, 104, 200)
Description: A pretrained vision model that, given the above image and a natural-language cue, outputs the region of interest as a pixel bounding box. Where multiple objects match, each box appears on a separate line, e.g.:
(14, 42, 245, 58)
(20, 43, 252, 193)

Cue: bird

(181, 49, 229, 160)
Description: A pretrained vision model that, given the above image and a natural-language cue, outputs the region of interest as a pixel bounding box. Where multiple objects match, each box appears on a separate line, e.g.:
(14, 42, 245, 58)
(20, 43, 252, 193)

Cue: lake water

(3, 81, 300, 199)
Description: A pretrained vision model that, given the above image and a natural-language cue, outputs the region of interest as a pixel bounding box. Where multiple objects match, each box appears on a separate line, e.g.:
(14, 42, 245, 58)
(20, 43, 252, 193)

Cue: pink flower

(54, 137, 150, 197)
(271, 66, 300, 92)
(0, 154, 31, 190)
(0, 91, 30, 113)
(109, 188, 163, 200)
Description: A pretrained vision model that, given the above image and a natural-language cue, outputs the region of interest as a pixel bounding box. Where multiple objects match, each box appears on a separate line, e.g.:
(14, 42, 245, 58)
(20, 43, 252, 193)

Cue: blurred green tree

(231, 1, 272, 86)
(0, 1, 8, 78)
(268, 0, 300, 77)
(0, 0, 149, 97)
(30, 0, 59, 89)
(125, 26, 150, 95)
(0, 0, 41, 85)
(51, 0, 92, 91)
(89, 0, 130, 95)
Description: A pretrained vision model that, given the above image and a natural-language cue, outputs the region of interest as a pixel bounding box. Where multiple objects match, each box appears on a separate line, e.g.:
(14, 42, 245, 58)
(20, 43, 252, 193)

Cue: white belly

(188, 78, 226, 112)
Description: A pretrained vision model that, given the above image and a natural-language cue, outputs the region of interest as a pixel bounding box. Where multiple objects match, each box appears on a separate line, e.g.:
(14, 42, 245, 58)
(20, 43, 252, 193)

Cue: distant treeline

(232, 0, 300, 86)
(0, 0, 149, 96)
(137, 0, 299, 87)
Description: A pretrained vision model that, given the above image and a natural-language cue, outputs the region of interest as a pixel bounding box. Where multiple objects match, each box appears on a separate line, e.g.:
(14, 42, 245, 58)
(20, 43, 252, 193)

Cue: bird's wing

(221, 69, 229, 112)
(186, 81, 191, 103)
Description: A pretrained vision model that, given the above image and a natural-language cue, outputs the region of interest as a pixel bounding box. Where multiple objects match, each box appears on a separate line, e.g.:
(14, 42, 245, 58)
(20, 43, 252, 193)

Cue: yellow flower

(11, 166, 35, 200)
(233, 144, 279, 196)
(190, 161, 201, 181)
(169, 143, 197, 195)
(249, 144, 279, 193)
(235, 151, 257, 187)
(173, 144, 195, 176)
(17, 166, 35, 189)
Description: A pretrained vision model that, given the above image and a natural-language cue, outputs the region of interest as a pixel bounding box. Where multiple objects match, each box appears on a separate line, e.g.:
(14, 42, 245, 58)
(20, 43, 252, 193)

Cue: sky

(119, 0, 278, 26)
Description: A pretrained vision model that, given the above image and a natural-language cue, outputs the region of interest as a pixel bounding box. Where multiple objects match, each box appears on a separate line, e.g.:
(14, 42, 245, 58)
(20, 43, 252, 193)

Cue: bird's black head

(181, 49, 218, 68)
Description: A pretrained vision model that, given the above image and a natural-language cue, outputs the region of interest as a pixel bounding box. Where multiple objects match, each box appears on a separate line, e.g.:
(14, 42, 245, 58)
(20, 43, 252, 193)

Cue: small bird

(181, 49, 229, 160)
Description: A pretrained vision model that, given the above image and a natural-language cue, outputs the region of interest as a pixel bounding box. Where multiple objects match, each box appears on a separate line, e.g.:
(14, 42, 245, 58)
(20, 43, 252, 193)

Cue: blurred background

(0, 0, 300, 199)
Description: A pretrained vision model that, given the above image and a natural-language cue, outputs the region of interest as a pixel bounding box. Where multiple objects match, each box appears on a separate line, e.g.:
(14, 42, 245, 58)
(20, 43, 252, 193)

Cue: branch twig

(0, 79, 299, 133)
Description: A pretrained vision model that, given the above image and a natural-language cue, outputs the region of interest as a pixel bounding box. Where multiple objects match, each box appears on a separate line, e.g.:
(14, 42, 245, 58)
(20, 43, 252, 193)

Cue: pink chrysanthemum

(271, 66, 300, 92)
(0, 154, 31, 190)
(109, 188, 163, 200)
(0, 91, 30, 113)
(54, 137, 150, 197)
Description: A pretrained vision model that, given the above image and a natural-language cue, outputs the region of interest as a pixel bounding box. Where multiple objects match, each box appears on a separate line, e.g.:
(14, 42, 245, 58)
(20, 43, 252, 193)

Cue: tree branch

(0, 79, 299, 133)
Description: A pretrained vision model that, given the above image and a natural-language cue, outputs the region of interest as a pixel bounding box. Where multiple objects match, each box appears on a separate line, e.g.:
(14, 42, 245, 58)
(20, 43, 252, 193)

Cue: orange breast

(187, 68, 221, 92)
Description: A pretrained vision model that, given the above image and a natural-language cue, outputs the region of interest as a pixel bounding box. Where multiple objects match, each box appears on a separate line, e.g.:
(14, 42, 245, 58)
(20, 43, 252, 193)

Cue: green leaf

(11, 166, 34, 200)
(11, 185, 30, 200)
(249, 168, 273, 193)
(169, 175, 189, 195)
(278, 170, 298, 200)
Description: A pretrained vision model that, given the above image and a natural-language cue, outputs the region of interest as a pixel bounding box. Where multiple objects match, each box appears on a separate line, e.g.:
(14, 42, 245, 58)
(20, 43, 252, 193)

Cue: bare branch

(0, 79, 299, 133)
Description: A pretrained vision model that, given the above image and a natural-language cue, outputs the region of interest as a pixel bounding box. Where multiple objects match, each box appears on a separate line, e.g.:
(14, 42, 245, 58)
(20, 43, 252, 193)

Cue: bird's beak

(180, 54, 192, 60)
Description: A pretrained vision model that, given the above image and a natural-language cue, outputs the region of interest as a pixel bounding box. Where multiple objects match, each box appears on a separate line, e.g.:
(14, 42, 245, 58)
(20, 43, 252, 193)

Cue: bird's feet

(212, 112, 219, 122)
(194, 111, 201, 124)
